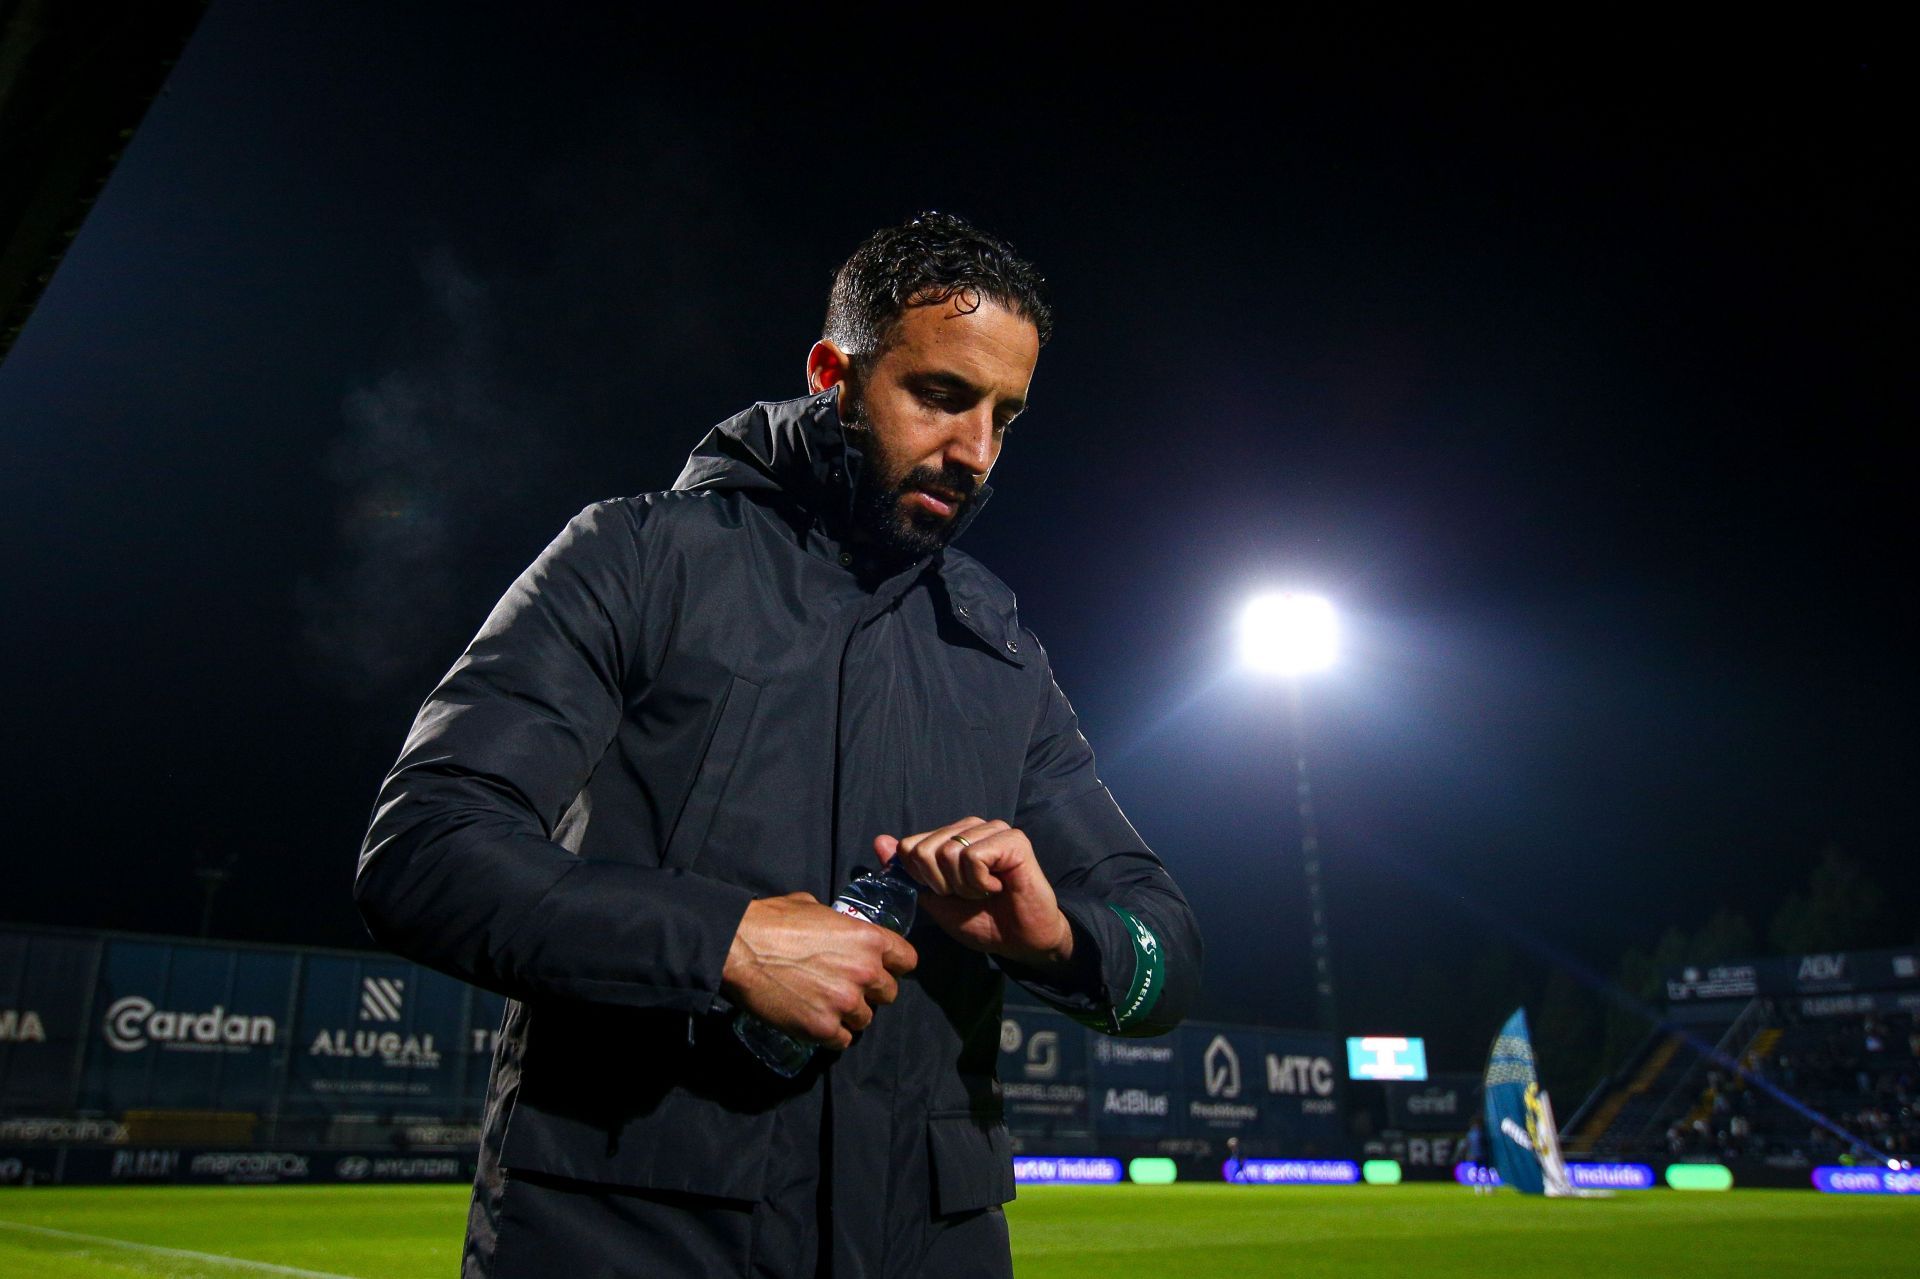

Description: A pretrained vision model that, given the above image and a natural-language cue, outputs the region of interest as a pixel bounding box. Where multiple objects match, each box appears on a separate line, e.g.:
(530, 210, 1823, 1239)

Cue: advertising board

(286, 955, 466, 1111)
(1087, 1022, 1178, 1138)
(1383, 1073, 1481, 1131)
(997, 1006, 1091, 1137)
(1259, 1029, 1343, 1148)
(1183, 1029, 1261, 1136)
(0, 931, 97, 1113)
(79, 939, 296, 1111)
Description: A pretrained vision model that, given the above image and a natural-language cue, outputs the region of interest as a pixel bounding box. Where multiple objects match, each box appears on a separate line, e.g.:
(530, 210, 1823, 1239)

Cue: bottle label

(834, 900, 882, 925)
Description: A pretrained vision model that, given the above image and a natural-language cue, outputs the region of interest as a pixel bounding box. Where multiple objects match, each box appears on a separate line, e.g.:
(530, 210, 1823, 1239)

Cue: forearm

(1002, 869, 1199, 1037)
(1007, 783, 1202, 1036)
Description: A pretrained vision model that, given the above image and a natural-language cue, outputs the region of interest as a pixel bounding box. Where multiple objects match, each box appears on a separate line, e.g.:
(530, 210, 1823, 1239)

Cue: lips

(906, 487, 962, 518)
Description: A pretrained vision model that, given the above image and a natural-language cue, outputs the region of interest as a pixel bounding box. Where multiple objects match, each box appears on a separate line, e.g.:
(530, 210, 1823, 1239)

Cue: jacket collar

(672, 392, 1022, 666)
(672, 391, 993, 537)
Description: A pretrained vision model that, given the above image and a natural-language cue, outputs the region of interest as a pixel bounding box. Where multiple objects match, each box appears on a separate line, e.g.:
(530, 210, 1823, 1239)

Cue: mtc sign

(1345, 1036, 1428, 1081)
(1265, 1053, 1334, 1096)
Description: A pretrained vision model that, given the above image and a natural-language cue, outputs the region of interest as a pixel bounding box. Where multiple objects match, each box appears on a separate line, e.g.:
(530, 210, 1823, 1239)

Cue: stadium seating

(1572, 1006, 1916, 1161)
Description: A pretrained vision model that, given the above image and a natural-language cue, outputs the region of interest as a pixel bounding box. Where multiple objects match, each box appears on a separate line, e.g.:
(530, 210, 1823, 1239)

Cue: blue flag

(1483, 1008, 1548, 1194)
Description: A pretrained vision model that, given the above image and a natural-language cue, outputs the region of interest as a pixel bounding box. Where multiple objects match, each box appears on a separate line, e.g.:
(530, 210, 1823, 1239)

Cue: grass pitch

(0, 1182, 1914, 1277)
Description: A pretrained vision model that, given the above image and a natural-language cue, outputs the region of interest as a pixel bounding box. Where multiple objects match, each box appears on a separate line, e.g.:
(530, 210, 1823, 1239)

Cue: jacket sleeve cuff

(999, 894, 1165, 1035)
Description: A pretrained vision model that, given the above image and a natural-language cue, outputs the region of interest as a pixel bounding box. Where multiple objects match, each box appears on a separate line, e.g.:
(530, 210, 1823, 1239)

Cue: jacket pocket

(501, 1007, 786, 1202)
(662, 674, 762, 870)
(925, 1112, 1016, 1217)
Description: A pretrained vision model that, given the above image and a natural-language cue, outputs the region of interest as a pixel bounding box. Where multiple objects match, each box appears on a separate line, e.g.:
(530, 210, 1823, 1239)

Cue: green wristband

(1105, 904, 1165, 1032)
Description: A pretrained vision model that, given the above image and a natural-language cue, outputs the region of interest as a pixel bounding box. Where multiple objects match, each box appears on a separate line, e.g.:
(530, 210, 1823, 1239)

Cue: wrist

(721, 901, 764, 998)
(1004, 909, 1075, 970)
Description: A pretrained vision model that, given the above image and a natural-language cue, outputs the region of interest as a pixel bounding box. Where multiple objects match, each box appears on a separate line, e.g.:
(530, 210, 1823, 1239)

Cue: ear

(806, 340, 853, 396)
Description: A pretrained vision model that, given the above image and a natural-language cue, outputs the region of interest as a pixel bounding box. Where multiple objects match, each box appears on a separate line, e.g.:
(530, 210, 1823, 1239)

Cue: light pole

(1240, 592, 1340, 1036)
(194, 850, 238, 939)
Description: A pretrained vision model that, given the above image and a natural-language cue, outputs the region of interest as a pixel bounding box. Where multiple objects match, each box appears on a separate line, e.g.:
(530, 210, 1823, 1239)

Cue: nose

(943, 406, 999, 479)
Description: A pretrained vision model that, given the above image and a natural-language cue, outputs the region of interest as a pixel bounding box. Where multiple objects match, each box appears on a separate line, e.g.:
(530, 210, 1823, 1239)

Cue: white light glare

(1240, 592, 1338, 676)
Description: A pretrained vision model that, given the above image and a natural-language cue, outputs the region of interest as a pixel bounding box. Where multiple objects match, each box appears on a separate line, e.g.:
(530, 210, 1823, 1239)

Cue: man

(1463, 1116, 1489, 1195)
(356, 212, 1201, 1278)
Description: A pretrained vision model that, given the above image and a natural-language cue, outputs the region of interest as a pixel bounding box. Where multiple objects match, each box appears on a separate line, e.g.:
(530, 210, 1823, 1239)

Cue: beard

(841, 384, 981, 564)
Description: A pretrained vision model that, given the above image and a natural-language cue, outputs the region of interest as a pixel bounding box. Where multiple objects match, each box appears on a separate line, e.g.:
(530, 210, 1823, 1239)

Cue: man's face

(840, 292, 1039, 561)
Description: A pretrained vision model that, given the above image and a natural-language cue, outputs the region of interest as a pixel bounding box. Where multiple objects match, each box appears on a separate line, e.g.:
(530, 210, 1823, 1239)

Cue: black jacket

(355, 390, 1201, 1273)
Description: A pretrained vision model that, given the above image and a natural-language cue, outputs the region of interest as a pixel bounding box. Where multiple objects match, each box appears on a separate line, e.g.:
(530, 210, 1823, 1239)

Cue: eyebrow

(914, 370, 1027, 417)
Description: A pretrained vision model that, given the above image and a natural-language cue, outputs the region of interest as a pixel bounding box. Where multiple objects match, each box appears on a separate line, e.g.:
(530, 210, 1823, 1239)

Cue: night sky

(2, 7, 1909, 1068)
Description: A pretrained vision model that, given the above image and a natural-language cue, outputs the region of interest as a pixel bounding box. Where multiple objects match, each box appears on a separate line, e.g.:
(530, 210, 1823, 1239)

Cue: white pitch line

(0, 1219, 361, 1278)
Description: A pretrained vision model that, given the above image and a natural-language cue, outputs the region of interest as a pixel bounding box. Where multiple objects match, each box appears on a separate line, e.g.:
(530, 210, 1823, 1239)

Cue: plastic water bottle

(733, 860, 919, 1076)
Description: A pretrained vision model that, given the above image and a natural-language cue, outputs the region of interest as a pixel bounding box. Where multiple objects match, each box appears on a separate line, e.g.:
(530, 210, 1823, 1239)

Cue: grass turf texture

(1, 1183, 1915, 1277)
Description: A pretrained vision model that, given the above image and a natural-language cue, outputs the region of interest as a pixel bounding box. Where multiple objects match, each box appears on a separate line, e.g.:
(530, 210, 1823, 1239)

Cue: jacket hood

(671, 391, 994, 542)
(671, 391, 1023, 664)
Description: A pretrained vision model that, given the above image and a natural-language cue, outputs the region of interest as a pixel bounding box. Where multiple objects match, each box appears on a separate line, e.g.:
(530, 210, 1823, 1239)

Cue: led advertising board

(1127, 1157, 1178, 1185)
(1344, 1036, 1428, 1081)
(1567, 1163, 1656, 1190)
(1812, 1166, 1920, 1195)
(1227, 1159, 1360, 1185)
(1013, 1156, 1123, 1185)
(1665, 1163, 1734, 1191)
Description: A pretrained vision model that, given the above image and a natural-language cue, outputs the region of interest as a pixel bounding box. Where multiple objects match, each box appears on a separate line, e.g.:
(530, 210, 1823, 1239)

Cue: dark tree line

(1338, 847, 1903, 1107)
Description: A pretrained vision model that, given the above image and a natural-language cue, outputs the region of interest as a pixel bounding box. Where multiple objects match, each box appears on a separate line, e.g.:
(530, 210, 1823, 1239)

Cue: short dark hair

(823, 211, 1053, 363)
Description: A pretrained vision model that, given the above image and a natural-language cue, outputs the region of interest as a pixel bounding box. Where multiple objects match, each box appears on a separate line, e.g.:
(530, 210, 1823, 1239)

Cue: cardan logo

(1203, 1035, 1242, 1098)
(103, 997, 276, 1053)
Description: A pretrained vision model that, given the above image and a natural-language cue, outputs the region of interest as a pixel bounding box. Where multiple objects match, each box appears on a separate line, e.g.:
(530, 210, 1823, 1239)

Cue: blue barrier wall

(2, 926, 1340, 1152)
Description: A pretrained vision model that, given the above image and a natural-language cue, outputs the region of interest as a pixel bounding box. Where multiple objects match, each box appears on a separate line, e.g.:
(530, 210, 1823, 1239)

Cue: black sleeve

(353, 501, 753, 1012)
(995, 639, 1202, 1037)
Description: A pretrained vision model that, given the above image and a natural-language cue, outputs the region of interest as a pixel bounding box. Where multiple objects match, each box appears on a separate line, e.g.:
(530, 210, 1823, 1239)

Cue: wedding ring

(952, 835, 973, 850)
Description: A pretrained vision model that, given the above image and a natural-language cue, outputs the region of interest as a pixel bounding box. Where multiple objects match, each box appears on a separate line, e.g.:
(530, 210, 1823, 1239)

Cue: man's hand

(876, 818, 1074, 970)
(721, 893, 918, 1049)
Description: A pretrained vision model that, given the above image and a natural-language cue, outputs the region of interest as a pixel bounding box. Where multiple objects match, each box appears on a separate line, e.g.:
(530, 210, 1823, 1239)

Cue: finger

(952, 837, 998, 894)
(865, 968, 900, 1007)
(931, 838, 969, 897)
(940, 820, 1007, 892)
(887, 831, 946, 893)
(907, 818, 993, 894)
(962, 828, 1035, 883)
(959, 848, 1003, 897)
(879, 932, 918, 974)
(898, 816, 987, 859)
(923, 818, 1001, 896)
(907, 839, 958, 896)
(842, 997, 874, 1034)
(893, 844, 941, 895)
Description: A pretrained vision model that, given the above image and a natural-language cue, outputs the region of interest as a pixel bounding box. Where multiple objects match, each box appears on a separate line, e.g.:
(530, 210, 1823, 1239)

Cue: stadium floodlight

(1239, 592, 1337, 676)
(1236, 590, 1341, 1035)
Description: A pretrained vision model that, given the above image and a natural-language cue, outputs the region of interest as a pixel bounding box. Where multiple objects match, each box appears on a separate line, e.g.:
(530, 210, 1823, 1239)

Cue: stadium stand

(1567, 1010, 1745, 1157)
(1571, 1001, 1917, 1162)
